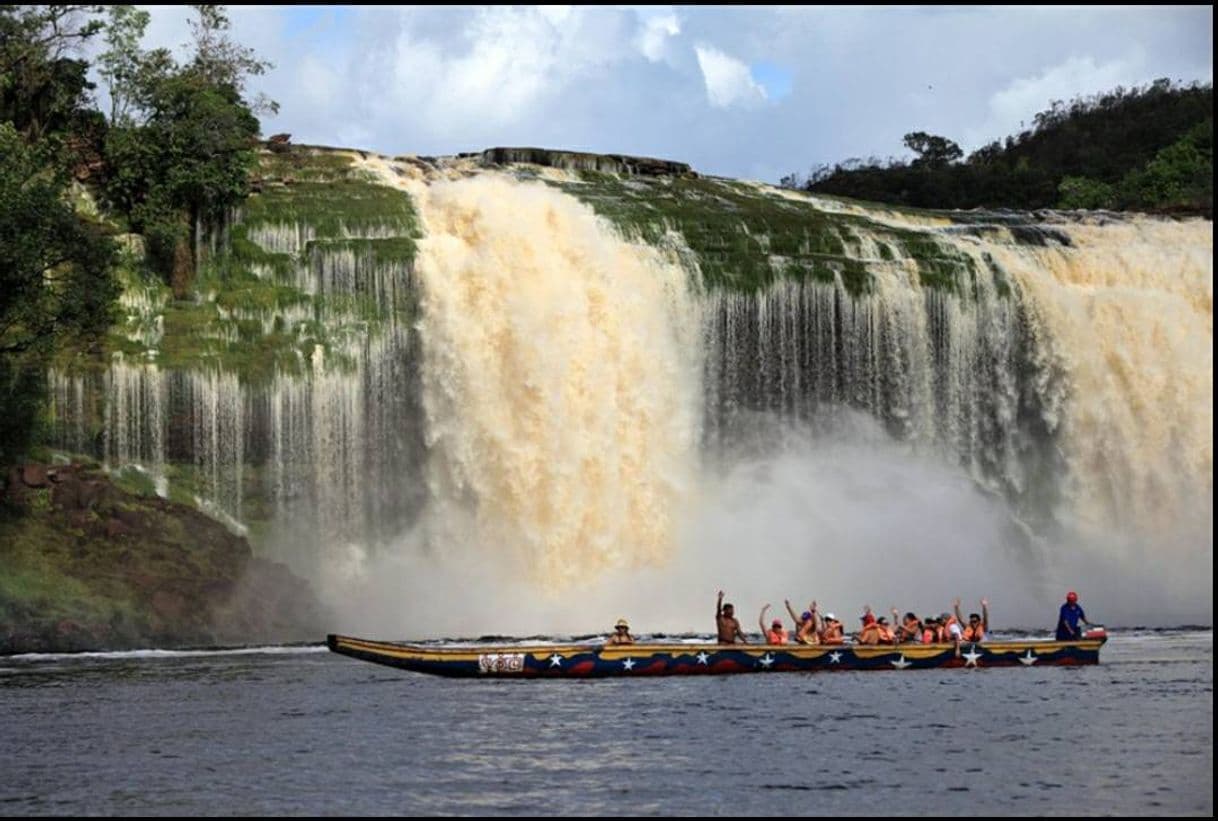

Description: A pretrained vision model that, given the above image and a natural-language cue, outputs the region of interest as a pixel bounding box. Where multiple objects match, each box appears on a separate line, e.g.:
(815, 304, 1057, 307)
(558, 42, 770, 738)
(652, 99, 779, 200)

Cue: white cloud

(117, 6, 1213, 181)
(965, 54, 1149, 149)
(636, 13, 680, 62)
(369, 7, 641, 135)
(694, 44, 767, 109)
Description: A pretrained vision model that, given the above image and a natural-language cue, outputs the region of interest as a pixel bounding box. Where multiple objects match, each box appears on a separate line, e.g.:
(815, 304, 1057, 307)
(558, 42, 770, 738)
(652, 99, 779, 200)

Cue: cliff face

(0, 462, 326, 653)
(476, 146, 695, 177)
(18, 142, 1212, 638)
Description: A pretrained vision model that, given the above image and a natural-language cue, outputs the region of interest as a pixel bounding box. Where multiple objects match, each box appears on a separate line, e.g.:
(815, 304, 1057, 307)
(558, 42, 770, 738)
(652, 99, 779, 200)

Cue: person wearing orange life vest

(954, 597, 990, 642)
(892, 609, 923, 643)
(819, 612, 845, 645)
(921, 616, 940, 643)
(874, 616, 896, 644)
(758, 604, 789, 644)
(857, 605, 881, 644)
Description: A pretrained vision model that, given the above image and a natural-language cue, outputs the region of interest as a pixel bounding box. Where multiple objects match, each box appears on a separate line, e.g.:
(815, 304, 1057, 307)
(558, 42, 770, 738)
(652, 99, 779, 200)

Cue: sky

(113, 5, 1213, 183)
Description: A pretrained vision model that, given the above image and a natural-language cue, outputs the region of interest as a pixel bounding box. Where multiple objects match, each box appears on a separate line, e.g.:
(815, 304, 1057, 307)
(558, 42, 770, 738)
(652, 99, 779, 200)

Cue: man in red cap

(1056, 590, 1091, 640)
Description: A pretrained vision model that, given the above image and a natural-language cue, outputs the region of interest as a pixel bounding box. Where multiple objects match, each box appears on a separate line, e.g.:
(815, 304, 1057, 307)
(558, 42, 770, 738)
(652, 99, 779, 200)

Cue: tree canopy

(792, 80, 1212, 216)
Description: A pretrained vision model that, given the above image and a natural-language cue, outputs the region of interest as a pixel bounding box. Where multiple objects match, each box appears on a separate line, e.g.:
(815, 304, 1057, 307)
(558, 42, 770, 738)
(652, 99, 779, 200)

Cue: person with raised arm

(955, 598, 989, 642)
(786, 599, 820, 645)
(759, 604, 789, 644)
(716, 590, 749, 644)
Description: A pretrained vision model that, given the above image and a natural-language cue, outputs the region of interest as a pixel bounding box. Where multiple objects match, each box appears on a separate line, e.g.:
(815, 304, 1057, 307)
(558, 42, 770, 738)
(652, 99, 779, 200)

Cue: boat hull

(326, 634, 1105, 678)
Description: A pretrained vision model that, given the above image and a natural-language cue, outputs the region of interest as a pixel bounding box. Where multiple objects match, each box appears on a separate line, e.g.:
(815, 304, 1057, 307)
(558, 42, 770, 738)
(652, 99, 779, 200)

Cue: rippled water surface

(0, 630, 1211, 816)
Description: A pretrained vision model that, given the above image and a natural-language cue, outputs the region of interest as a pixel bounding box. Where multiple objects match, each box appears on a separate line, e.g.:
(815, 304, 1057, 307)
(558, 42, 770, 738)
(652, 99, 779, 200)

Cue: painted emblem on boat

(478, 653, 526, 674)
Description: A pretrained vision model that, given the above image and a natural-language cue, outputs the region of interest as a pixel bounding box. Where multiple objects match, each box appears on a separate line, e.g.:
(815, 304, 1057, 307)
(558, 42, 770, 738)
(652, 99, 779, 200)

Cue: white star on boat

(548, 654, 563, 668)
(891, 655, 911, 670)
(695, 652, 710, 665)
(829, 651, 842, 664)
(759, 653, 774, 669)
(962, 647, 983, 667)
(1018, 650, 1038, 666)
(622, 658, 635, 671)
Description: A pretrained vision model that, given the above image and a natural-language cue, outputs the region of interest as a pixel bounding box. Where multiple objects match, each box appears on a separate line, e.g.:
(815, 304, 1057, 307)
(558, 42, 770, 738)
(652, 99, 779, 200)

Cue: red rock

(21, 463, 48, 487)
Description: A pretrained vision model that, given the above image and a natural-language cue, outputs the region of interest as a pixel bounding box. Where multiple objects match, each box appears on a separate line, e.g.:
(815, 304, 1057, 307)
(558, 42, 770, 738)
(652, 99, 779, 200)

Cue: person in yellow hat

(606, 618, 635, 645)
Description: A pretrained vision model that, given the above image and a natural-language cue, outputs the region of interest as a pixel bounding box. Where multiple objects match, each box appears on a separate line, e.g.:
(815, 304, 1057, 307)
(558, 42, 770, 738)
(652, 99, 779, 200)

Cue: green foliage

(0, 5, 103, 145)
(96, 5, 154, 125)
(1118, 119, 1213, 214)
(0, 357, 48, 466)
(543, 171, 977, 297)
(187, 3, 276, 115)
(1056, 119, 1213, 214)
(1057, 175, 1117, 209)
(99, 6, 268, 292)
(804, 79, 1213, 214)
(0, 123, 118, 358)
(903, 132, 963, 168)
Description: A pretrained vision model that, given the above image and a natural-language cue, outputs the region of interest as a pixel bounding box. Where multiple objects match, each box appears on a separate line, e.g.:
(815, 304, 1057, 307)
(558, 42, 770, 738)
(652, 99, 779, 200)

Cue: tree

(902, 131, 963, 169)
(187, 4, 277, 115)
(0, 5, 103, 145)
(96, 4, 152, 125)
(0, 123, 117, 356)
(100, 5, 269, 294)
(0, 122, 117, 463)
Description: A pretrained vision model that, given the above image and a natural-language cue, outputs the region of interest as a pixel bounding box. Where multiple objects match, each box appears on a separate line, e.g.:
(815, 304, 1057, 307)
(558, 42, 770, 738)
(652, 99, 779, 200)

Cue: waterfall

(46, 150, 1212, 628)
(409, 174, 702, 585)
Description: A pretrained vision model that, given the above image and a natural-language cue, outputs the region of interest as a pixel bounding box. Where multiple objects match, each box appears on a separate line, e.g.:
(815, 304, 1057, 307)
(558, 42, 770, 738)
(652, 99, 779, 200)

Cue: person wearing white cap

(819, 611, 845, 645)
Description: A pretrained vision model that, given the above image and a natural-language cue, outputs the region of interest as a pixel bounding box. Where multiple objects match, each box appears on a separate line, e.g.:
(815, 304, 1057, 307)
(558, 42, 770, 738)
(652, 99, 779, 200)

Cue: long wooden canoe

(326, 633, 1106, 677)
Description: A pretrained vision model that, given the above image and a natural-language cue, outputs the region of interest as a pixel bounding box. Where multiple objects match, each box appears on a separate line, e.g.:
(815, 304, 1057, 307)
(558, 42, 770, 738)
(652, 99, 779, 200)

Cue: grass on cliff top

(544, 172, 985, 296)
(245, 147, 423, 239)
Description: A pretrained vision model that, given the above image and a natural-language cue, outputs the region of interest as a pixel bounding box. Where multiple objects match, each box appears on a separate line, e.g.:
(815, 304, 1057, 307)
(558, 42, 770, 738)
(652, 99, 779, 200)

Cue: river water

(0, 629, 1211, 816)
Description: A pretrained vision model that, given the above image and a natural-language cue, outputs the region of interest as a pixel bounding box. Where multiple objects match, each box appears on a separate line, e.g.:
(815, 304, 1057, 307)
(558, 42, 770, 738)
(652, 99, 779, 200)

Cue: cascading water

(408, 173, 702, 585)
(48, 149, 1213, 632)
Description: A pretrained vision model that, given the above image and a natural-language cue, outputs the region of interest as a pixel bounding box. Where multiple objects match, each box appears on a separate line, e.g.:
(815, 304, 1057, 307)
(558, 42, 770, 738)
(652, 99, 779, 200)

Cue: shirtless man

(716, 590, 749, 644)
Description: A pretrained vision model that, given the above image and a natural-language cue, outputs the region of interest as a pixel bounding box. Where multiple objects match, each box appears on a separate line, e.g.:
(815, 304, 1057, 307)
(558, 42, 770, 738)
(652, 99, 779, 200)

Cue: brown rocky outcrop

(0, 463, 328, 654)
(478, 146, 696, 177)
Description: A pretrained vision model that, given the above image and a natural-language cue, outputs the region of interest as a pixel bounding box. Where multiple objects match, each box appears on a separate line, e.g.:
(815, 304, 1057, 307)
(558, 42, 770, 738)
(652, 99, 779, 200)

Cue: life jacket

(766, 628, 789, 645)
(942, 616, 960, 641)
(821, 624, 844, 645)
(962, 623, 985, 642)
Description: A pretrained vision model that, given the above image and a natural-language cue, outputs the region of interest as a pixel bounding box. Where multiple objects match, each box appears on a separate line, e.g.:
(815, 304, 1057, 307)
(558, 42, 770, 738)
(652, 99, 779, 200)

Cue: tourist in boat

(875, 616, 896, 644)
(857, 607, 882, 644)
(716, 590, 749, 644)
(785, 599, 820, 644)
(606, 618, 635, 646)
(1056, 590, 1091, 640)
(758, 604, 789, 644)
(893, 609, 923, 643)
(819, 612, 845, 645)
(955, 597, 989, 642)
(941, 610, 964, 645)
(923, 616, 940, 643)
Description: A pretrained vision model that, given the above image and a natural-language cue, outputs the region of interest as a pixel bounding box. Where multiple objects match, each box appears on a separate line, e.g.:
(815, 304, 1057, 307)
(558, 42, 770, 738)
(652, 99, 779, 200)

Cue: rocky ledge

(0, 463, 328, 654)
(476, 146, 695, 177)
